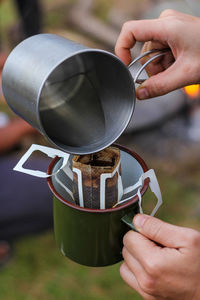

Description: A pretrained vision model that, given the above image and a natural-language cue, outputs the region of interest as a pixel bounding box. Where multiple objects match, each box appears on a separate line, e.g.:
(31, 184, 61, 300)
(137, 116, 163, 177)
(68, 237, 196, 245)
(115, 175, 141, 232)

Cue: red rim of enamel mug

(47, 144, 149, 213)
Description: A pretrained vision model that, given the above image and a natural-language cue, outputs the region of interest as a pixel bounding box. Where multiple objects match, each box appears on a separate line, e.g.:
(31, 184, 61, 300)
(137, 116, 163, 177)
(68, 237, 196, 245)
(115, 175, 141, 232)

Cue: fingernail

(137, 88, 149, 100)
(133, 214, 148, 230)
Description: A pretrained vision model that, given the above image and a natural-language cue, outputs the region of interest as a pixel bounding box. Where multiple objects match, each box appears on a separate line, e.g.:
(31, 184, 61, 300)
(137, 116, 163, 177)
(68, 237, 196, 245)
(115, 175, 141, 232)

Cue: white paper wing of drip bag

(99, 160, 123, 209)
(13, 144, 70, 177)
(114, 169, 163, 217)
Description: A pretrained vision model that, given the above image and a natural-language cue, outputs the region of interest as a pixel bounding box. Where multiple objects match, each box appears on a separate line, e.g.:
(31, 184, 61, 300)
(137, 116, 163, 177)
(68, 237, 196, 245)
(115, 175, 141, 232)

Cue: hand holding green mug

(116, 9, 200, 299)
(121, 215, 200, 300)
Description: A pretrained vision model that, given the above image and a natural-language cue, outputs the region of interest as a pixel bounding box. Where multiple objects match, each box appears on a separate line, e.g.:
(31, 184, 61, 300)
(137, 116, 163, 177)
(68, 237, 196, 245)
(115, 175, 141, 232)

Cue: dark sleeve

(14, 0, 43, 37)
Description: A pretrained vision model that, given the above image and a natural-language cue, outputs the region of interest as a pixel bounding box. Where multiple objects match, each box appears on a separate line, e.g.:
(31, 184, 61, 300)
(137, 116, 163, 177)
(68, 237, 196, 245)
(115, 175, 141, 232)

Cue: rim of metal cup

(47, 144, 149, 213)
(36, 49, 135, 155)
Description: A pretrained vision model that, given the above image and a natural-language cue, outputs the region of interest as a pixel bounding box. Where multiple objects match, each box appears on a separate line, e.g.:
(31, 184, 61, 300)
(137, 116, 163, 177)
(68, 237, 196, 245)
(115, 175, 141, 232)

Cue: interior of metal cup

(39, 51, 135, 154)
(50, 149, 145, 208)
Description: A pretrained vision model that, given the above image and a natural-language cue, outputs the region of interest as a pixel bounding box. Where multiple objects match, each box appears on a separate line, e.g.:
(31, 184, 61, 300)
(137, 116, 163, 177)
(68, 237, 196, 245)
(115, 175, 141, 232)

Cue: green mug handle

(121, 210, 138, 232)
(121, 169, 163, 231)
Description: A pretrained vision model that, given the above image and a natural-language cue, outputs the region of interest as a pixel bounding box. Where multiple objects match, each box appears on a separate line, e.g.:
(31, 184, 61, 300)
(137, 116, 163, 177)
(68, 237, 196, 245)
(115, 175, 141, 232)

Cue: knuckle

(186, 230, 200, 247)
(119, 262, 126, 277)
(122, 21, 132, 31)
(123, 230, 134, 247)
(182, 61, 193, 75)
(166, 17, 184, 33)
(182, 60, 200, 83)
(159, 9, 177, 18)
(140, 274, 157, 295)
(143, 217, 163, 242)
(148, 76, 167, 97)
(121, 246, 126, 259)
(145, 257, 161, 278)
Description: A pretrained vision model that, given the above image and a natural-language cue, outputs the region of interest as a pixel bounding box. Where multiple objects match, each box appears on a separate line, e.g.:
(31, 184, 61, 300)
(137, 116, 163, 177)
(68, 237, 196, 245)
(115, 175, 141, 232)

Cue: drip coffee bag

(72, 147, 123, 209)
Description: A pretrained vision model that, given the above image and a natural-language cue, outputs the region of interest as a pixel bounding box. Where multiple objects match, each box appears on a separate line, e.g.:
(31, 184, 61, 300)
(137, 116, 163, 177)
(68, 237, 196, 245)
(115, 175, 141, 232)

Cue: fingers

(116, 9, 200, 98)
(133, 214, 198, 248)
(115, 19, 165, 65)
(122, 247, 146, 281)
(120, 262, 141, 292)
(159, 8, 189, 19)
(140, 42, 175, 77)
(115, 23, 135, 65)
(120, 261, 156, 300)
(136, 57, 195, 99)
(123, 230, 160, 268)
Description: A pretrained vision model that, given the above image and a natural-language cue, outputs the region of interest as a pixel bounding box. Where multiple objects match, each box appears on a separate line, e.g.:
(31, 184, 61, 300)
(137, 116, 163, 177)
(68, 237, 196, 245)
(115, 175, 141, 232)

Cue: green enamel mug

(47, 144, 149, 267)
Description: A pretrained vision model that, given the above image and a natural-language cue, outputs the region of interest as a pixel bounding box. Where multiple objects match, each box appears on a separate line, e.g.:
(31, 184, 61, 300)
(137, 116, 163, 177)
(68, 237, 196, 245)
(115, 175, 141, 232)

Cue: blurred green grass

(0, 0, 18, 48)
(0, 232, 142, 300)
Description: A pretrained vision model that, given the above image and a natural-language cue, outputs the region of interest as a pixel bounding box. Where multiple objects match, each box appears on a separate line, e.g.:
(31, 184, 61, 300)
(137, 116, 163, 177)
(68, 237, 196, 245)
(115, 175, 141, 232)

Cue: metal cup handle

(128, 48, 171, 84)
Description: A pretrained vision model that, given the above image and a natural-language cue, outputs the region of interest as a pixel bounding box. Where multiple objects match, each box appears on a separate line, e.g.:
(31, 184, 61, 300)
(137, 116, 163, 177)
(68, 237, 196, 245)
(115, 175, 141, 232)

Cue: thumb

(133, 214, 192, 248)
(136, 59, 191, 100)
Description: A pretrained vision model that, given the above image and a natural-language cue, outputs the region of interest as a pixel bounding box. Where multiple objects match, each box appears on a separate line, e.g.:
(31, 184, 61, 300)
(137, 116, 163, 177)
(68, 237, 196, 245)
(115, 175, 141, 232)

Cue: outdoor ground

(0, 0, 200, 299)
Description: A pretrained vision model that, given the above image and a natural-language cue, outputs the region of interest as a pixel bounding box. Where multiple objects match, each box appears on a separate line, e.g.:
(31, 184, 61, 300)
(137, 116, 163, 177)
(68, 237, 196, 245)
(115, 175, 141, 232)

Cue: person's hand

(120, 214, 200, 300)
(115, 10, 200, 99)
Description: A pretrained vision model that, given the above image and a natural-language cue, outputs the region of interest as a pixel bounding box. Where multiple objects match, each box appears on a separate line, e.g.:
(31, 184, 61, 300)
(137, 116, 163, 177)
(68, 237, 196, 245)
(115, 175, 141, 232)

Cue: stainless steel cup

(2, 34, 169, 154)
(2, 34, 135, 154)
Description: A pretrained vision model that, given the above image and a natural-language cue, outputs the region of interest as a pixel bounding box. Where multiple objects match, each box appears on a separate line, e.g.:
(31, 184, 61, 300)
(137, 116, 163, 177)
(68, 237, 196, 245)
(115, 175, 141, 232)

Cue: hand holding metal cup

(2, 33, 170, 155)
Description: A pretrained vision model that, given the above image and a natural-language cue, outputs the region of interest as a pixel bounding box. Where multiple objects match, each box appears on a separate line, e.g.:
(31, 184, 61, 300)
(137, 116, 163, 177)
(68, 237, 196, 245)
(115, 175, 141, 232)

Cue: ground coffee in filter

(72, 147, 123, 209)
